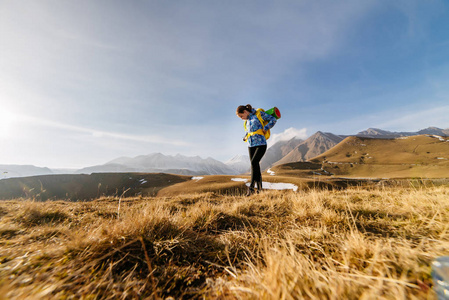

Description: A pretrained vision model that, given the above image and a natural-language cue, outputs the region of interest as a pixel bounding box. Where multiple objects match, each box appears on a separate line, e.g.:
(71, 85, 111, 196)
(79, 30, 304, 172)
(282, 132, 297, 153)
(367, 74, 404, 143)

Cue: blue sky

(1, 0, 449, 168)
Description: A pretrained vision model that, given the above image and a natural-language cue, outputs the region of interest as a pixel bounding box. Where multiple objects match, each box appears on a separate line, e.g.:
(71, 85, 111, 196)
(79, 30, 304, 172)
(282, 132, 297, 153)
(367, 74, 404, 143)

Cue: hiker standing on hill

(236, 104, 277, 196)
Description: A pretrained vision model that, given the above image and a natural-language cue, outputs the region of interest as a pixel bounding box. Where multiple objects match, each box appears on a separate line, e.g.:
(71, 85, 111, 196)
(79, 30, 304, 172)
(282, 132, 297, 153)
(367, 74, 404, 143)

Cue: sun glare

(0, 110, 18, 138)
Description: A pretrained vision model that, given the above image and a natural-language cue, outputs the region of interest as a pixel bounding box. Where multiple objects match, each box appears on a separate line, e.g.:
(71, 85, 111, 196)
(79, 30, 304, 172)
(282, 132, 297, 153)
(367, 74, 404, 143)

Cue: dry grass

(1, 185, 448, 299)
(156, 175, 248, 196)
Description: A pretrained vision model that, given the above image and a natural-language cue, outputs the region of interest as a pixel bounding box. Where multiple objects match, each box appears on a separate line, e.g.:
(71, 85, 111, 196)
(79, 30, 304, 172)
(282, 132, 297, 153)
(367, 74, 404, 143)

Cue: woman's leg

(248, 145, 267, 190)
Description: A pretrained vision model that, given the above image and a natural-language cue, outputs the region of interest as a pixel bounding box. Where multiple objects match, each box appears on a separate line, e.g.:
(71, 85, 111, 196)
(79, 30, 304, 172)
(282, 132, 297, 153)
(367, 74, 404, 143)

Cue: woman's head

(236, 104, 252, 120)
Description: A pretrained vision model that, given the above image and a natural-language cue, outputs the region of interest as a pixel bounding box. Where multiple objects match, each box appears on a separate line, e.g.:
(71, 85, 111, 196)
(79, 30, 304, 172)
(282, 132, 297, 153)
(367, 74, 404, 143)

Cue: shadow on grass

(62, 218, 243, 299)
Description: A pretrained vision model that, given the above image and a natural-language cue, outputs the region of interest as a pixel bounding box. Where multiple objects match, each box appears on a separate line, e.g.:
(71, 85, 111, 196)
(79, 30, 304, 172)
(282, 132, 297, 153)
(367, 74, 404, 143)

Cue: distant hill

(310, 134, 449, 178)
(0, 165, 54, 179)
(418, 127, 449, 136)
(274, 132, 344, 166)
(0, 173, 190, 200)
(267, 161, 326, 177)
(77, 153, 239, 176)
(51, 168, 77, 175)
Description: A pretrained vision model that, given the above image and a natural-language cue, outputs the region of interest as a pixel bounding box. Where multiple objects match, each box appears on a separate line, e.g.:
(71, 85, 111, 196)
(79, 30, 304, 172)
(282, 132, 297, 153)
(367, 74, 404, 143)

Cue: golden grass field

(1, 183, 449, 299)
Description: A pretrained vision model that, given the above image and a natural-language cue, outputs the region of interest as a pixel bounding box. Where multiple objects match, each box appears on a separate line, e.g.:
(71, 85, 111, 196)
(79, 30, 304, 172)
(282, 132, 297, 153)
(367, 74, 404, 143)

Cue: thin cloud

(19, 114, 190, 147)
(310, 104, 449, 136)
(376, 105, 449, 131)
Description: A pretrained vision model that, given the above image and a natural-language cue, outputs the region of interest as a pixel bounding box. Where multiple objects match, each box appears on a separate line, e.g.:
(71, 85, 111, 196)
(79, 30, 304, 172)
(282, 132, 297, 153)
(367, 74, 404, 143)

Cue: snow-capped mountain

(76, 153, 239, 175)
(224, 155, 250, 174)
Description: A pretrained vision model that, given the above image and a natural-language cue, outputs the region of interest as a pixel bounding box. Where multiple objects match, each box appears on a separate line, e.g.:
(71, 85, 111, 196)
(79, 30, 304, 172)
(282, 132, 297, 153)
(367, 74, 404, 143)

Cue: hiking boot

(256, 180, 263, 193)
(246, 187, 255, 196)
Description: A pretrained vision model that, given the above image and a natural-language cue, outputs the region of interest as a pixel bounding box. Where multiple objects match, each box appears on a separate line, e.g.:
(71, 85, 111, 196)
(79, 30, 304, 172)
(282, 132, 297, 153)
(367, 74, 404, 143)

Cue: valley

(1, 133, 449, 201)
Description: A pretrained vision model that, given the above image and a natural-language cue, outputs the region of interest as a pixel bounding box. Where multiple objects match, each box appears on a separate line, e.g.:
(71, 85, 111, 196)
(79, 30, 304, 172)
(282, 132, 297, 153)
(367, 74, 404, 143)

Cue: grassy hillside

(0, 173, 190, 200)
(311, 135, 449, 178)
(157, 175, 248, 196)
(1, 186, 448, 298)
(269, 161, 325, 177)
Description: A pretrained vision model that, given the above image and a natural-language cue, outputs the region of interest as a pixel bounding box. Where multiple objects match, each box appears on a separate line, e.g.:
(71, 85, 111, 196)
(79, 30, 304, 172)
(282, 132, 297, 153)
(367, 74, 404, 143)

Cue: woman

(236, 104, 277, 196)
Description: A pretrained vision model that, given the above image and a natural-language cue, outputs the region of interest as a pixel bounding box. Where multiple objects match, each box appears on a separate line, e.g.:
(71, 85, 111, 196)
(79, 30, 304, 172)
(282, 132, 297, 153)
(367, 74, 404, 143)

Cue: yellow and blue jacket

(244, 109, 277, 147)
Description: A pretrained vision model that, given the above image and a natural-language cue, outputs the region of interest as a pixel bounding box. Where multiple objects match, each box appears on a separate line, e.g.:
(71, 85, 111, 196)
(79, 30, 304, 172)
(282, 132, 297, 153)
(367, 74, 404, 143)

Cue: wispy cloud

(376, 105, 449, 131)
(310, 103, 449, 135)
(19, 114, 190, 147)
(269, 127, 308, 146)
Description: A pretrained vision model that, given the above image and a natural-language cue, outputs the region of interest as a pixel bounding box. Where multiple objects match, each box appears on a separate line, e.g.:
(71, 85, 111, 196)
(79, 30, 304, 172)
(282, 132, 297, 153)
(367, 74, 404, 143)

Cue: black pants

(248, 145, 267, 189)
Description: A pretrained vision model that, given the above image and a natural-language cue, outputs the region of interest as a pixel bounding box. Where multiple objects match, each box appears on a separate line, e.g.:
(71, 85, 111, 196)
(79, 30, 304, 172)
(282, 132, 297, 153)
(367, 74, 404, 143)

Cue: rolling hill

(0, 173, 191, 200)
(0, 164, 54, 179)
(310, 134, 449, 178)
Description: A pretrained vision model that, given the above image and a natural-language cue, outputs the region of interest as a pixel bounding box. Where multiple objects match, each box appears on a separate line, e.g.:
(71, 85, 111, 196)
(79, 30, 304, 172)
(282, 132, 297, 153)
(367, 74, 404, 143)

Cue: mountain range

(224, 154, 251, 174)
(1, 126, 448, 178)
(76, 153, 239, 176)
(271, 131, 344, 167)
(260, 137, 304, 170)
(356, 127, 449, 138)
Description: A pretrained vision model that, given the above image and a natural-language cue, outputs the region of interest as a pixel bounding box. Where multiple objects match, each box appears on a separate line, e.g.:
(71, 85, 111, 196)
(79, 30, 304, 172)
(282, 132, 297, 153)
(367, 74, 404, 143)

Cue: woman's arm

(260, 110, 277, 131)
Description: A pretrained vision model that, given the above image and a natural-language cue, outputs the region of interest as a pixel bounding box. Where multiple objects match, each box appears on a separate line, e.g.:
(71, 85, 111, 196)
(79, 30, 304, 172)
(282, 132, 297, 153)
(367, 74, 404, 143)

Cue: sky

(1, 0, 449, 169)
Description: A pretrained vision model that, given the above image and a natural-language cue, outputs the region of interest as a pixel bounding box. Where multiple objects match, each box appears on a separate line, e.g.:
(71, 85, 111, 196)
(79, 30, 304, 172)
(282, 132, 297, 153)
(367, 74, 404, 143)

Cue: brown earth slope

(310, 135, 449, 178)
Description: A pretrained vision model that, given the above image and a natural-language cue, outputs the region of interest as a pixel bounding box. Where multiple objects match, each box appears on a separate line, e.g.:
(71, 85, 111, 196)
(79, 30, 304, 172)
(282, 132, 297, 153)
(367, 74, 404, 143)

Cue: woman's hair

(236, 104, 253, 114)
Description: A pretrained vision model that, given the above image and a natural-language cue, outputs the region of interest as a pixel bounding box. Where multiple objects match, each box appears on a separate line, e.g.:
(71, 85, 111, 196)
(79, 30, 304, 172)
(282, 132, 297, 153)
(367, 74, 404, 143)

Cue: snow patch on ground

(432, 135, 446, 141)
(428, 135, 449, 142)
(139, 179, 147, 184)
(231, 178, 249, 182)
(232, 178, 298, 191)
(267, 169, 276, 176)
(191, 177, 204, 181)
(245, 182, 298, 192)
